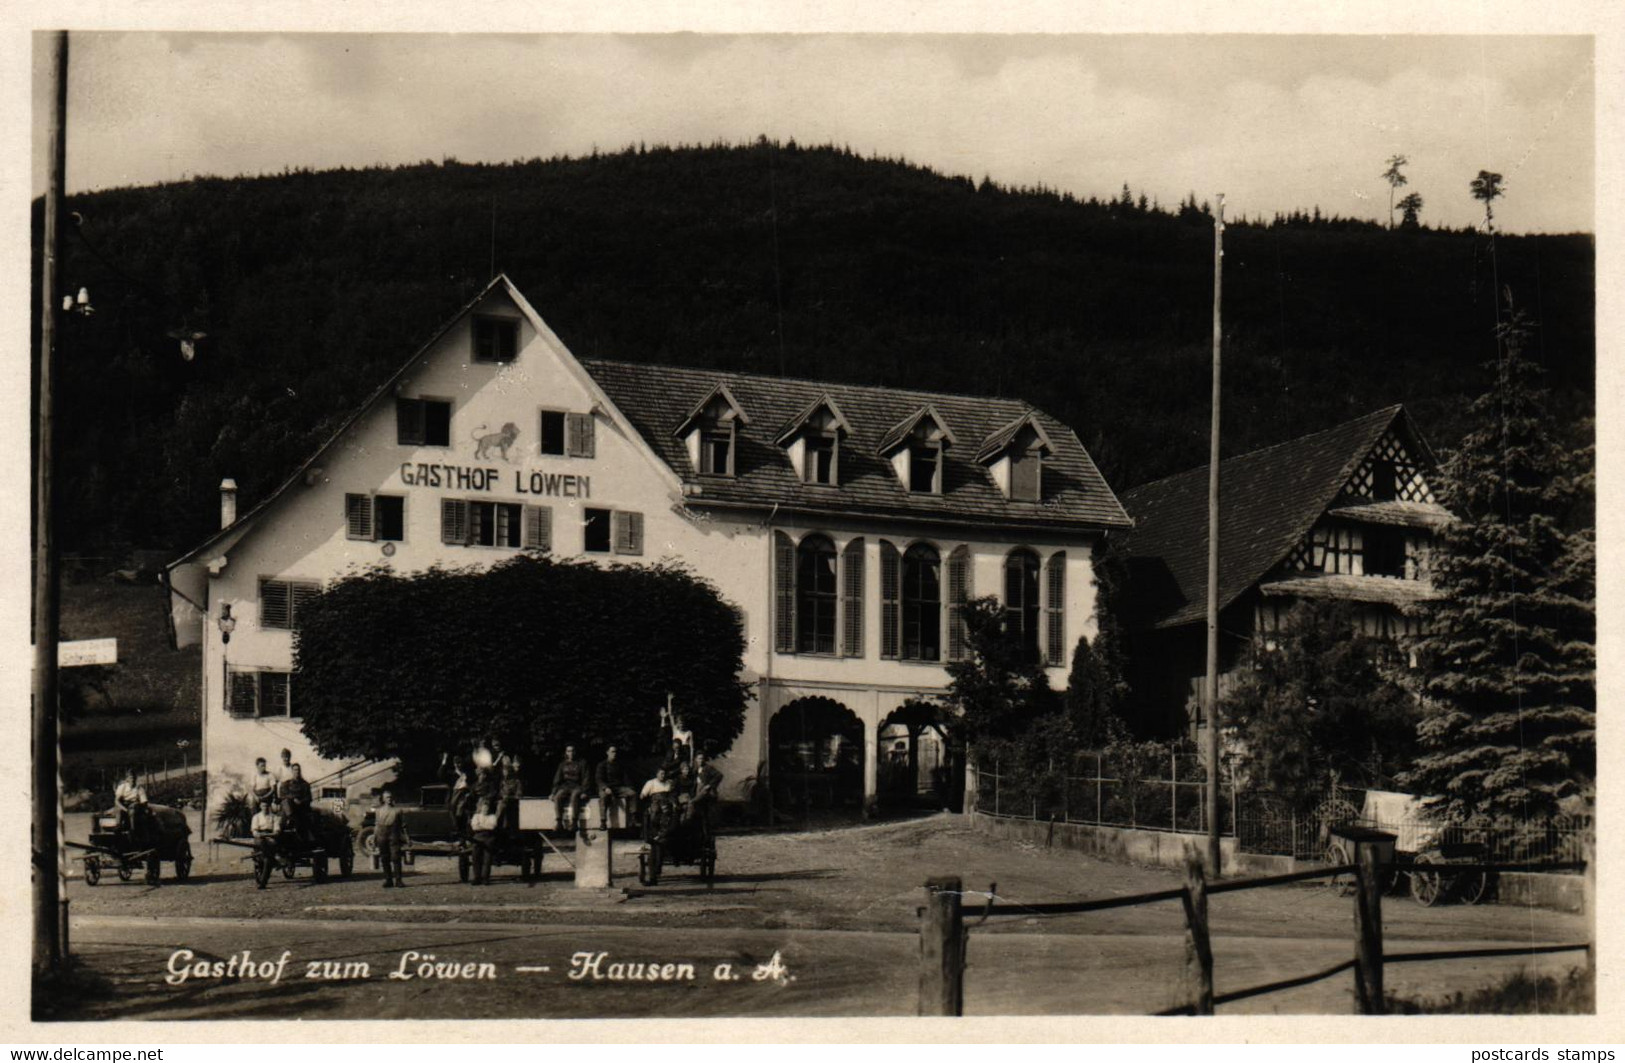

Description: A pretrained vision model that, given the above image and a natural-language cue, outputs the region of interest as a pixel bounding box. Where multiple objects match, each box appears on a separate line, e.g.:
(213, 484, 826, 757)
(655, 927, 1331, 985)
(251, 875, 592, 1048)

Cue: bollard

(919, 876, 964, 1016)
(1181, 856, 1214, 1014)
(574, 829, 611, 889)
(1353, 842, 1386, 1014)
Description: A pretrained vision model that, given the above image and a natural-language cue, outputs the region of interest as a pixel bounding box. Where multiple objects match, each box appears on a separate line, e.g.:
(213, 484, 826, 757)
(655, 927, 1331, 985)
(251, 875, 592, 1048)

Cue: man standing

(692, 752, 724, 832)
(373, 789, 406, 889)
(279, 763, 313, 841)
(550, 745, 588, 832)
(594, 745, 638, 830)
(273, 748, 294, 784)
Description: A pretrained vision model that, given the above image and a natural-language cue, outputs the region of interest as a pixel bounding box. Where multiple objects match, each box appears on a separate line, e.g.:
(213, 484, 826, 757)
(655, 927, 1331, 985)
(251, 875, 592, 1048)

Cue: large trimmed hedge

(292, 554, 749, 766)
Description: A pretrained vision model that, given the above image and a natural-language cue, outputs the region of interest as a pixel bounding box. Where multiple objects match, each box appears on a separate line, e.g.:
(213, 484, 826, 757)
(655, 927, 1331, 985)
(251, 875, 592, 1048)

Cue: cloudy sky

(34, 30, 1596, 234)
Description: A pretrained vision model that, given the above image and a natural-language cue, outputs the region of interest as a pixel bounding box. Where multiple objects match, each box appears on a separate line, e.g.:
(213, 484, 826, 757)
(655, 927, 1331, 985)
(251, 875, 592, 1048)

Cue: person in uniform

(278, 763, 313, 841)
(469, 797, 499, 886)
(594, 745, 638, 830)
(373, 789, 406, 889)
(550, 745, 588, 832)
(249, 757, 277, 812)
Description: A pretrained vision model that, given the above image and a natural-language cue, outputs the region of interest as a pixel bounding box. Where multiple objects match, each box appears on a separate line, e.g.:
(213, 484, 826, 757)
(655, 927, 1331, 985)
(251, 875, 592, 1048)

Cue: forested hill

(37, 141, 1593, 556)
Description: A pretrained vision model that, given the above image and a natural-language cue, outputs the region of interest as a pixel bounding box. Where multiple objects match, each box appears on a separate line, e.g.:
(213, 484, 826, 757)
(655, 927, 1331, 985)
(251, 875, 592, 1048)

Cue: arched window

(1004, 548, 1041, 662)
(795, 534, 838, 654)
(902, 543, 942, 661)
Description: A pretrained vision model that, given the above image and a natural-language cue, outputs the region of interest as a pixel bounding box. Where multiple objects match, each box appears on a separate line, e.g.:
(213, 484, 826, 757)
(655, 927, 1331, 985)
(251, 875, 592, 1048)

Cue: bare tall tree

(1381, 154, 1409, 229)
(1470, 170, 1505, 233)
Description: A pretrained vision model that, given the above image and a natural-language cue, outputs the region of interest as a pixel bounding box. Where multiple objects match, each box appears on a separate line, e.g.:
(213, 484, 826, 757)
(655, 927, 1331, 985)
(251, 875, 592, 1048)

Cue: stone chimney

(220, 478, 238, 529)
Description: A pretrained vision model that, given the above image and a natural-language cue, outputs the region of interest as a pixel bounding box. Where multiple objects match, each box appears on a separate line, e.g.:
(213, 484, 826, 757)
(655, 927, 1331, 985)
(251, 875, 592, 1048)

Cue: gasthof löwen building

(165, 276, 1131, 820)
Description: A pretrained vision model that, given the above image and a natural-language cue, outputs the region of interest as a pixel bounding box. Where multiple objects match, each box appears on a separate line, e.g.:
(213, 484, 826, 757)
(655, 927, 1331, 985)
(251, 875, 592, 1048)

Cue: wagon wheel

(358, 827, 378, 864)
(117, 862, 133, 882)
(83, 857, 100, 887)
(253, 853, 272, 889)
(173, 841, 193, 882)
(338, 839, 355, 878)
(1458, 865, 1490, 906)
(312, 856, 329, 883)
(1410, 854, 1443, 907)
(282, 862, 297, 880)
(1323, 838, 1356, 896)
(458, 852, 471, 883)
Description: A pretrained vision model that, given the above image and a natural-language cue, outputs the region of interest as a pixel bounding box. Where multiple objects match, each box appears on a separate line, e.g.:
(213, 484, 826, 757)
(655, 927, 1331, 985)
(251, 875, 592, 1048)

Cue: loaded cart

(70, 804, 194, 886)
(1330, 790, 1490, 907)
(220, 811, 356, 889)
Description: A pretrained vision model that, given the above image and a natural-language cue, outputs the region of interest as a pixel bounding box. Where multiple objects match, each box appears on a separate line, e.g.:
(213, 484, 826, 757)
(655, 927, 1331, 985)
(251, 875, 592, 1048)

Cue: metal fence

(975, 761, 1592, 866)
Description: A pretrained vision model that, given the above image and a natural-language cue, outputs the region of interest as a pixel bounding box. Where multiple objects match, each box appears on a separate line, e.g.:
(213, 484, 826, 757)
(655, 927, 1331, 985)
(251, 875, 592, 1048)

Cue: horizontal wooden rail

(1385, 942, 1590, 964)
(1208, 865, 1354, 893)
(976, 886, 1189, 916)
(1155, 958, 1359, 1014)
(1385, 861, 1587, 875)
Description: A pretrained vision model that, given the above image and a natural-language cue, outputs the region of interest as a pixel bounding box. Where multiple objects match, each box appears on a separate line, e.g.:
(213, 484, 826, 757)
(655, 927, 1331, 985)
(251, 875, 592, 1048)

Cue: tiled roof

(1326, 500, 1454, 530)
(1118, 405, 1418, 629)
(580, 359, 1131, 531)
(1258, 574, 1441, 607)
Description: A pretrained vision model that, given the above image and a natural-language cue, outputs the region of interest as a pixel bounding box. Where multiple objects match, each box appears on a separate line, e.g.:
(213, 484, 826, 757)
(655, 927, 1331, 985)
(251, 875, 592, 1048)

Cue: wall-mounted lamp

(217, 602, 236, 645)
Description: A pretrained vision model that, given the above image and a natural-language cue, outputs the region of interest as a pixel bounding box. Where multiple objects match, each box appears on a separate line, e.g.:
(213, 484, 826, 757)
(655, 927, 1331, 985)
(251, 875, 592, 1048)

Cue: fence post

(994, 768, 1000, 817)
(1171, 747, 1178, 831)
(1181, 856, 1215, 1014)
(1353, 842, 1386, 1014)
(919, 876, 964, 1016)
(1095, 754, 1103, 826)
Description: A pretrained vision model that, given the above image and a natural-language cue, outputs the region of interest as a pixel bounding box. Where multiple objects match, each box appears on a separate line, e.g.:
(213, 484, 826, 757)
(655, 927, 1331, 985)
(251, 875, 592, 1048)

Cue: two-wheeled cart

(69, 805, 194, 886)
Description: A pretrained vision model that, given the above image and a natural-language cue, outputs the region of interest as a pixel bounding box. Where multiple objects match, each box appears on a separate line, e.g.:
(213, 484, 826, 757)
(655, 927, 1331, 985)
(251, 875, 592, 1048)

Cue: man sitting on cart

(113, 769, 151, 844)
(551, 744, 589, 832)
(249, 756, 277, 812)
(595, 745, 638, 831)
(278, 763, 314, 842)
(640, 767, 677, 842)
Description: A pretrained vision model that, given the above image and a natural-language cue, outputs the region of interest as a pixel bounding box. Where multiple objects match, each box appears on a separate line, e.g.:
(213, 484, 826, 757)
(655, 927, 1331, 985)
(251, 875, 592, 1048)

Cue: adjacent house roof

(1118, 405, 1438, 630)
(581, 359, 1131, 530)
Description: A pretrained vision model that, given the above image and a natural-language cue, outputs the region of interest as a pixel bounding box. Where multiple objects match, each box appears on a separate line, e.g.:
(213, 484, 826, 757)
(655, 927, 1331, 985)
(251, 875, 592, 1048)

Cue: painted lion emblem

(472, 422, 520, 461)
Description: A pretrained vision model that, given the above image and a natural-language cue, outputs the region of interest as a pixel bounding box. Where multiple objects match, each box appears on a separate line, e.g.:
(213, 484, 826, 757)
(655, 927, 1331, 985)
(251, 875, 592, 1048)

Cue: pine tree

(1401, 309, 1595, 823)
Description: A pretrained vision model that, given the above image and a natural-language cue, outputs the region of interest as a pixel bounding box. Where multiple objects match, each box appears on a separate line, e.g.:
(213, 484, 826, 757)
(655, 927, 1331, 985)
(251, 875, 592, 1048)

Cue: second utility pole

(1204, 193, 1225, 877)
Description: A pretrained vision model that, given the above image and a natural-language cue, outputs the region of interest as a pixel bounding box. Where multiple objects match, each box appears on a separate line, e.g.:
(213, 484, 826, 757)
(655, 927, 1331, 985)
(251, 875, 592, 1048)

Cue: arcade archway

(769, 697, 865, 814)
(878, 699, 964, 812)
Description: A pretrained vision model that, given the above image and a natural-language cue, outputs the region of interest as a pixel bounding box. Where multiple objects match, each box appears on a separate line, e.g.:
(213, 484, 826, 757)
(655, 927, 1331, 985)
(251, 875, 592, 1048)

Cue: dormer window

(976, 414, 1053, 502)
(472, 315, 519, 364)
(879, 405, 956, 496)
(676, 384, 750, 479)
(777, 396, 850, 488)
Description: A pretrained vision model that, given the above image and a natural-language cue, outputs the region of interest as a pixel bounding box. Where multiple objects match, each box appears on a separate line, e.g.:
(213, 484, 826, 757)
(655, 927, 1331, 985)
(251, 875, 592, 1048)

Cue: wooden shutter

(441, 498, 469, 545)
(841, 538, 864, 657)
(396, 398, 424, 445)
(524, 505, 552, 551)
(1045, 551, 1066, 666)
(227, 671, 259, 718)
(947, 545, 971, 661)
(773, 531, 795, 653)
(290, 581, 320, 629)
(567, 413, 595, 457)
(614, 511, 644, 555)
(259, 579, 290, 629)
(345, 494, 373, 540)
(880, 539, 901, 660)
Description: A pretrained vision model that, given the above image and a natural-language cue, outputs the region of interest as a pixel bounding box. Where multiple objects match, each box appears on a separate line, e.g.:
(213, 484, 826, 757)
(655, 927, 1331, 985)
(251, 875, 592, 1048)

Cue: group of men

(247, 748, 316, 846)
(550, 741, 724, 835)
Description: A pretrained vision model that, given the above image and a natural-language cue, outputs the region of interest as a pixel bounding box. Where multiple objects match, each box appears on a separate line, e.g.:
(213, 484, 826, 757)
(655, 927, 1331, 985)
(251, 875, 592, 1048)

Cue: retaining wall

(971, 811, 1583, 912)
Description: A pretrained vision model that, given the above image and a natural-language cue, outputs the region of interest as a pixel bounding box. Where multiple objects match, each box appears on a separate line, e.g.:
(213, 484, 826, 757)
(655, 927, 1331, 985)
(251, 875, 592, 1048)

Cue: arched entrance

(769, 697, 865, 814)
(878, 699, 964, 812)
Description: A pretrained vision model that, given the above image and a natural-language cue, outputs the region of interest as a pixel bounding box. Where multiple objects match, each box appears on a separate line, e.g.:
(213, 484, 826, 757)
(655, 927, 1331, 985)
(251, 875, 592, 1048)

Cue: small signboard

(58, 638, 117, 667)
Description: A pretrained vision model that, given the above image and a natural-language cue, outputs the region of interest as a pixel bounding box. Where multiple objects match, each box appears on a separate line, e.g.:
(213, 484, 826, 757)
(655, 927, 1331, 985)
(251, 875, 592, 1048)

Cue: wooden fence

(917, 852, 1591, 1016)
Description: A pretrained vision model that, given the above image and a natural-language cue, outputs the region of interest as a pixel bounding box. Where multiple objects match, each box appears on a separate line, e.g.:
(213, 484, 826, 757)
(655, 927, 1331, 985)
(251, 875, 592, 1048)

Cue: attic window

(680, 389, 748, 478)
(806, 434, 837, 485)
(1009, 448, 1042, 501)
(908, 444, 943, 494)
(472, 316, 519, 364)
(701, 425, 735, 477)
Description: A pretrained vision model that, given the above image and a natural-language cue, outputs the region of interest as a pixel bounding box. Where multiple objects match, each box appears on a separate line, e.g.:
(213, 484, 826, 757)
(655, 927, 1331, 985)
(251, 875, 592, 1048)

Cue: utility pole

(34, 29, 68, 974)
(1204, 193, 1224, 877)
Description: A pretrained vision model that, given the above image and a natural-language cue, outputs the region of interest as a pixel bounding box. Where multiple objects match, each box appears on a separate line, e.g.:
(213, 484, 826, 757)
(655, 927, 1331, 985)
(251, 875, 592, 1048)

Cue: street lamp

(218, 602, 235, 645)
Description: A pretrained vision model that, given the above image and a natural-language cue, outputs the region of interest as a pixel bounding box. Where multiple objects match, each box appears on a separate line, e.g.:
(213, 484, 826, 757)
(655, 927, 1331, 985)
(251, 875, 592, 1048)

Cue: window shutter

(614, 510, 644, 555)
(260, 579, 290, 629)
(396, 398, 424, 445)
(567, 413, 595, 458)
(1045, 551, 1066, 666)
(290, 581, 320, 629)
(773, 531, 796, 653)
(524, 505, 552, 551)
(841, 538, 864, 657)
(947, 545, 971, 661)
(227, 671, 258, 718)
(345, 493, 374, 540)
(880, 539, 901, 660)
(441, 498, 469, 545)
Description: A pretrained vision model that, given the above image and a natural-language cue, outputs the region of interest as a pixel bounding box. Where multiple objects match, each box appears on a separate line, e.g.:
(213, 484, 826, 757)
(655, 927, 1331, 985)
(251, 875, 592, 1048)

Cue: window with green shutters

(773, 531, 795, 653)
(1045, 551, 1066, 666)
(946, 545, 971, 661)
(259, 578, 321, 630)
(879, 539, 901, 659)
(841, 538, 865, 657)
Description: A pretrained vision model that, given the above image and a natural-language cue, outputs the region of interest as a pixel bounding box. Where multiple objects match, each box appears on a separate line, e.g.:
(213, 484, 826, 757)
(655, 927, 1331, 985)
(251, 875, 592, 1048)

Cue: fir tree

(1401, 309, 1595, 822)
